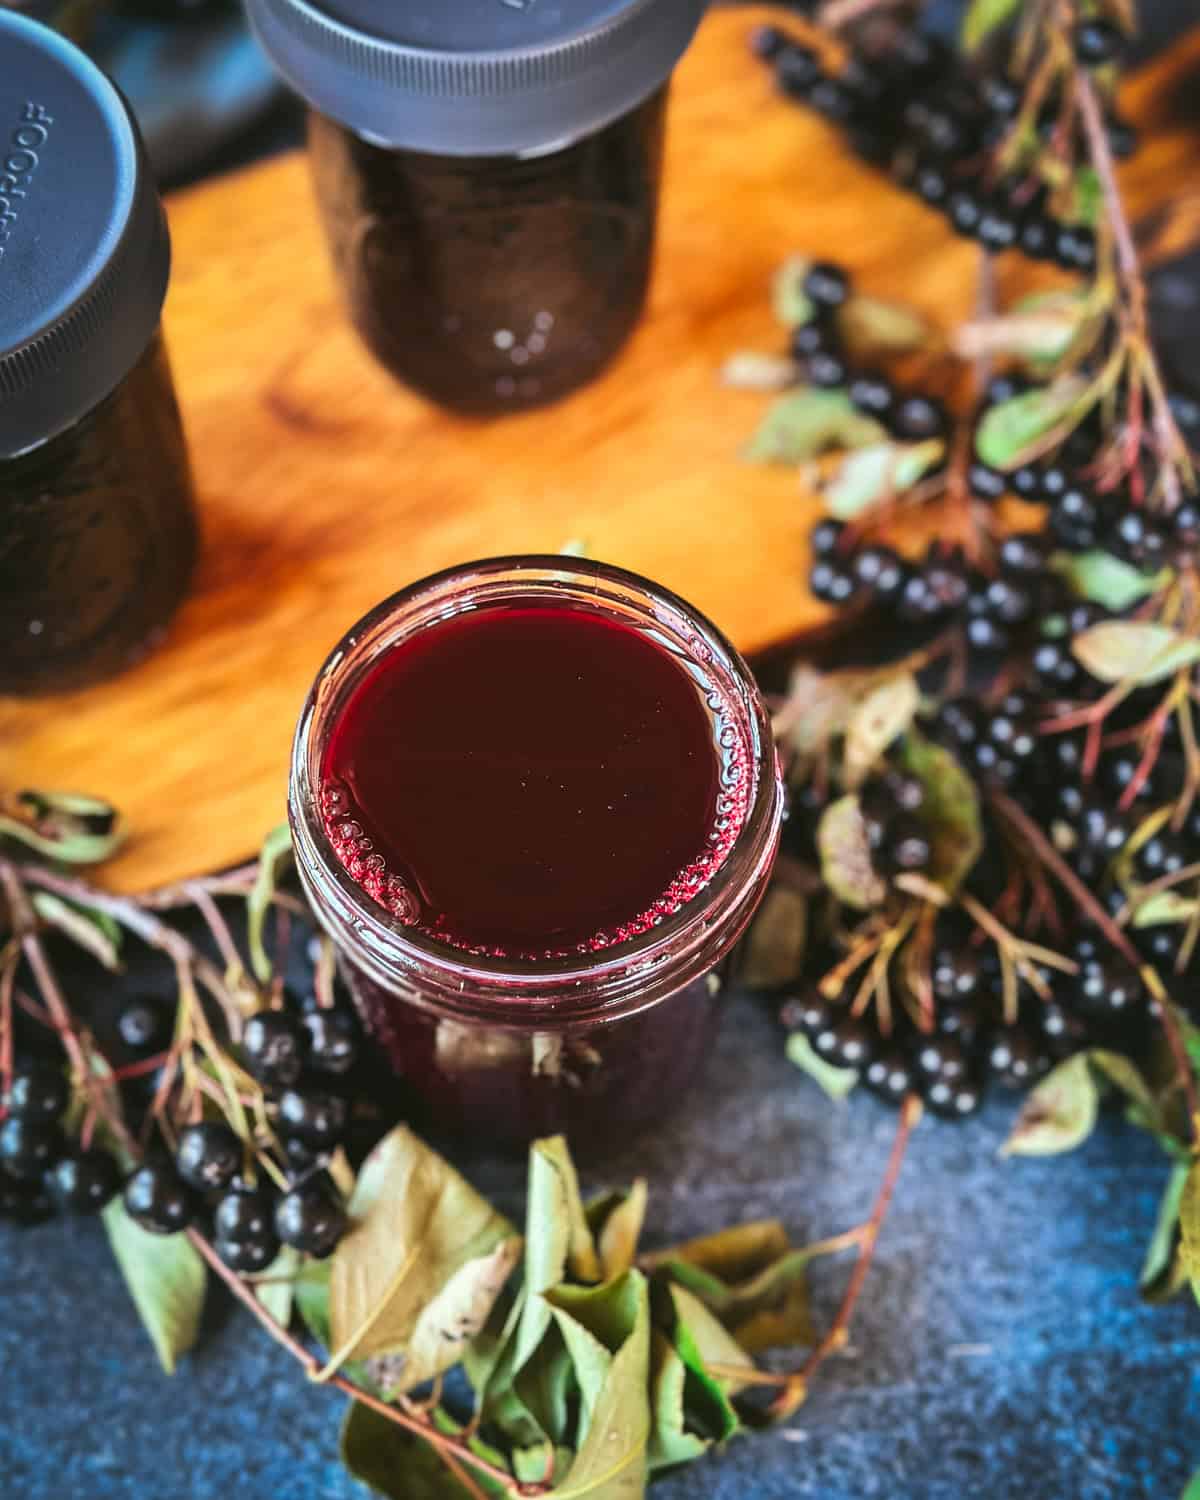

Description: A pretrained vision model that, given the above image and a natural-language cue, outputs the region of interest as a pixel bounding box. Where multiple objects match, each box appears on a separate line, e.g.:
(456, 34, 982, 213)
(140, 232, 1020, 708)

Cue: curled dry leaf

(823, 439, 945, 520)
(771, 254, 815, 327)
(954, 287, 1093, 370)
(1073, 622, 1200, 686)
(720, 351, 799, 392)
(0, 788, 124, 865)
(327, 1126, 520, 1387)
(1054, 550, 1168, 612)
(744, 388, 886, 465)
(839, 293, 935, 359)
(843, 674, 919, 789)
(1002, 1055, 1099, 1157)
(785, 1032, 859, 1101)
(817, 795, 886, 909)
(974, 374, 1092, 470)
(30, 891, 122, 970)
(1132, 891, 1200, 927)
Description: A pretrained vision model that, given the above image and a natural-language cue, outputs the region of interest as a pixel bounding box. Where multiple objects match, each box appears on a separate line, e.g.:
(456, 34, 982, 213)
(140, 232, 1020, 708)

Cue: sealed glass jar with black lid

(0, 11, 198, 697)
(245, 0, 708, 415)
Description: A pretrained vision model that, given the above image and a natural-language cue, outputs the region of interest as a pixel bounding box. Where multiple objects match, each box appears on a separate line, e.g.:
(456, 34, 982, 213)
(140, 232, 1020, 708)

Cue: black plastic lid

(245, 0, 709, 156)
(0, 12, 170, 458)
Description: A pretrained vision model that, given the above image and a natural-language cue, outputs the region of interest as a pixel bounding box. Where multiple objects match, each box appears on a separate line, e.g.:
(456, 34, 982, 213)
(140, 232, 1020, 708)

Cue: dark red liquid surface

(320, 604, 737, 956)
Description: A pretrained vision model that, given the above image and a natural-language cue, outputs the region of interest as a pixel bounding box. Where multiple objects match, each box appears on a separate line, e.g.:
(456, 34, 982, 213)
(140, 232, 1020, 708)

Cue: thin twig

(0, 862, 136, 1156)
(991, 790, 1200, 1138)
(768, 1093, 922, 1421)
(1074, 67, 1192, 507)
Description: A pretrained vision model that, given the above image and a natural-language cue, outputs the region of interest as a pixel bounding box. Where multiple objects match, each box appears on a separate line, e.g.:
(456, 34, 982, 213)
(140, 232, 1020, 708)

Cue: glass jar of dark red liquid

(0, 12, 198, 697)
(245, 0, 708, 415)
(289, 558, 782, 1151)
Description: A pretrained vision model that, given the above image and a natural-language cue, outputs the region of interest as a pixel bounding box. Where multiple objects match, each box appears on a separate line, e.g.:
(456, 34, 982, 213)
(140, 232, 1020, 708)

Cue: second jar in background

(246, 0, 708, 416)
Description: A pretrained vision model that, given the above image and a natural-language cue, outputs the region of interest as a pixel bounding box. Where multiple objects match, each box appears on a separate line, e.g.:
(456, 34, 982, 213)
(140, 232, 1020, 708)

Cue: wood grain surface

(2, 7, 1198, 893)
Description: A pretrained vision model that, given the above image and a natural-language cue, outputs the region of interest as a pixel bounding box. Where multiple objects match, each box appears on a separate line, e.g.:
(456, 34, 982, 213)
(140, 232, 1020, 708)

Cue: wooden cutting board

(3, 7, 1198, 894)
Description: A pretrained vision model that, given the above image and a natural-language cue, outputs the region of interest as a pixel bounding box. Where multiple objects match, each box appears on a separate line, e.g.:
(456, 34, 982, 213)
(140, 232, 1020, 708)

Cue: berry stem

(1072, 63, 1193, 506)
(184, 881, 247, 983)
(989, 788, 1200, 1139)
(0, 860, 135, 1157)
(768, 1091, 922, 1421)
(0, 948, 15, 1111)
(189, 1224, 536, 1496)
(17, 865, 249, 1041)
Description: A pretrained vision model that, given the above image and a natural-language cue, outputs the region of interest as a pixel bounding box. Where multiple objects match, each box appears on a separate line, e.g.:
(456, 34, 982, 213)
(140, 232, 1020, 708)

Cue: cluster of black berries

(860, 767, 934, 877)
(779, 891, 1180, 1121)
(0, 1060, 121, 1224)
(751, 20, 1132, 271)
(120, 993, 362, 1261)
(795, 260, 1200, 659)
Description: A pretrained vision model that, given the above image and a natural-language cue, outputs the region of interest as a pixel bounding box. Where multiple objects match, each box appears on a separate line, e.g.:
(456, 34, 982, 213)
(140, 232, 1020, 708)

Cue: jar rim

(288, 556, 782, 1027)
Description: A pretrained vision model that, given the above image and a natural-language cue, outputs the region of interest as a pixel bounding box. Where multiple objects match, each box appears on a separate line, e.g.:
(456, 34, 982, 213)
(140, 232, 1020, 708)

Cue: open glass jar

(289, 558, 782, 1150)
(246, 0, 708, 415)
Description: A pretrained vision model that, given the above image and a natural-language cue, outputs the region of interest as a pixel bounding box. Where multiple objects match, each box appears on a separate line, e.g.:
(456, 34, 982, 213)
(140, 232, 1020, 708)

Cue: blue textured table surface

(5, 7, 1200, 1496)
(4, 975, 1200, 1500)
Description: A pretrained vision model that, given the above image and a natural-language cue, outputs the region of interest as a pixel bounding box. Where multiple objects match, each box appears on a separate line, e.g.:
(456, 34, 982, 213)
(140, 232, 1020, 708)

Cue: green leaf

(739, 885, 808, 990)
(1089, 1050, 1169, 1136)
(102, 1202, 206, 1374)
(467, 1136, 600, 1454)
(817, 795, 886, 909)
(247, 823, 294, 984)
(30, 892, 122, 970)
(771, 255, 814, 327)
(839, 294, 933, 358)
(1180, 1160, 1200, 1301)
(974, 375, 1091, 470)
(1054, 550, 1169, 611)
(743, 388, 886, 465)
(1132, 890, 1200, 927)
(528, 1136, 602, 1291)
(340, 1401, 510, 1499)
(1183, 1467, 1200, 1500)
(0, 788, 124, 865)
(648, 1284, 748, 1473)
(295, 1259, 332, 1346)
(720, 351, 798, 392)
(961, 0, 1021, 50)
(1073, 621, 1200, 686)
(844, 674, 919, 788)
(256, 1245, 300, 1329)
(667, 1284, 752, 1407)
(547, 1271, 651, 1499)
(962, 288, 1093, 371)
(823, 439, 944, 520)
(1073, 166, 1103, 228)
(897, 733, 983, 895)
(1002, 1054, 1099, 1157)
(777, 664, 872, 759)
(1141, 1163, 1190, 1303)
(648, 1332, 710, 1472)
(327, 1126, 519, 1388)
(785, 1032, 860, 1100)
